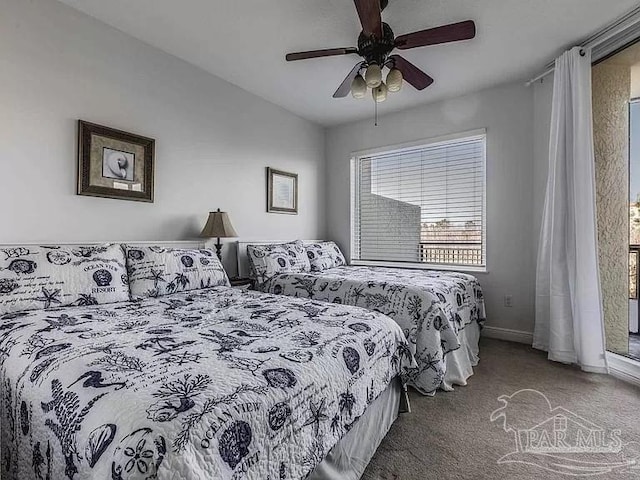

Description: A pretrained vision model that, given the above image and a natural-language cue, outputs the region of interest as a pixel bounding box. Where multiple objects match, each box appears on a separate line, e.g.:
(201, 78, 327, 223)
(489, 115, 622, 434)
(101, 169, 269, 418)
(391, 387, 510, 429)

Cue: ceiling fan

(285, 0, 476, 103)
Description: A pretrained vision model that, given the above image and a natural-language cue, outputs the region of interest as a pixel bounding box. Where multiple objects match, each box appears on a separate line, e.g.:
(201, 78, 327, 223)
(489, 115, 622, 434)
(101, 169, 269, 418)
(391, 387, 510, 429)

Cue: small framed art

(267, 167, 298, 214)
(77, 120, 155, 202)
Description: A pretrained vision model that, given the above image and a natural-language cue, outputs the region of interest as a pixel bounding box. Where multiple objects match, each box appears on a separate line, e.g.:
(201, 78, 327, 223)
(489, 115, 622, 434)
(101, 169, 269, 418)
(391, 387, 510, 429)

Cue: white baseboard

(481, 326, 533, 344)
(606, 352, 640, 388)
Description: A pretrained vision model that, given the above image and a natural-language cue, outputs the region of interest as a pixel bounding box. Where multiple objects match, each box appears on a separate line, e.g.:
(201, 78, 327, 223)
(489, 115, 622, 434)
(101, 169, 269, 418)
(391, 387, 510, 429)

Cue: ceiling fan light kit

(285, 0, 477, 109)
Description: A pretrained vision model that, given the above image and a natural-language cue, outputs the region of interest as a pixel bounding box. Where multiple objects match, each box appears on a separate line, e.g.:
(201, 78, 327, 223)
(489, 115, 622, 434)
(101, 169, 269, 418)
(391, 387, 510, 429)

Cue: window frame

(349, 129, 488, 274)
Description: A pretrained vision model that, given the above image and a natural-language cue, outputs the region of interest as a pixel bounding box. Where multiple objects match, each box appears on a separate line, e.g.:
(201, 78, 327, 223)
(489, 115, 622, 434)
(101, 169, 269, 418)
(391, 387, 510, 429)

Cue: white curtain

(534, 47, 608, 373)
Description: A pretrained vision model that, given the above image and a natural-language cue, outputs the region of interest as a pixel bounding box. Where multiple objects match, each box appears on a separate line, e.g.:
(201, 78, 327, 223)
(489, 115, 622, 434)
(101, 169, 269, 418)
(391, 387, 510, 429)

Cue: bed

(239, 241, 486, 396)
(0, 242, 416, 480)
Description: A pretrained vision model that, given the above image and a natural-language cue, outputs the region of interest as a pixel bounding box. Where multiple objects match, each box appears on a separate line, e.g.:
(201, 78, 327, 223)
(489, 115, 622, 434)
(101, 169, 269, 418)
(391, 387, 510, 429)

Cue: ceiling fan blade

(388, 55, 433, 90)
(353, 0, 382, 38)
(286, 47, 358, 62)
(333, 62, 365, 98)
(395, 20, 476, 50)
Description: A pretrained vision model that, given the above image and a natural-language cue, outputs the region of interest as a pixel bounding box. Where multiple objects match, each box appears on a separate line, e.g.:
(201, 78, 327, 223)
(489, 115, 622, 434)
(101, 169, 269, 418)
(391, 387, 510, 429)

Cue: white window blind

(351, 132, 486, 269)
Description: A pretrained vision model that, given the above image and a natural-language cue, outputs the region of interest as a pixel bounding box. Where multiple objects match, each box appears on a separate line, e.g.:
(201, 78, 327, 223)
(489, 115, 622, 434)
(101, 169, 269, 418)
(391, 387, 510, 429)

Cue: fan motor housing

(358, 22, 395, 66)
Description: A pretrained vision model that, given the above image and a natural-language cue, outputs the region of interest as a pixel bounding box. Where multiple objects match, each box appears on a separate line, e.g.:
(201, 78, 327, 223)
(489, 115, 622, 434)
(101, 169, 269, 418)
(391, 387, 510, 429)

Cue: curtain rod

(525, 5, 640, 87)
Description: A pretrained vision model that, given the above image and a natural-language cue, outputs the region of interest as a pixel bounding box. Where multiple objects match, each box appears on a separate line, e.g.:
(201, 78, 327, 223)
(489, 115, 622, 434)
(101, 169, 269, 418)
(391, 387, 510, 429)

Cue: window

(351, 131, 486, 271)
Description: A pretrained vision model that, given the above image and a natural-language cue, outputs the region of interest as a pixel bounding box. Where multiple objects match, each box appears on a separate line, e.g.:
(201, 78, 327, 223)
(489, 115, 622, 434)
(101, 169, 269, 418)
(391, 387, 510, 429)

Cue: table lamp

(200, 208, 238, 260)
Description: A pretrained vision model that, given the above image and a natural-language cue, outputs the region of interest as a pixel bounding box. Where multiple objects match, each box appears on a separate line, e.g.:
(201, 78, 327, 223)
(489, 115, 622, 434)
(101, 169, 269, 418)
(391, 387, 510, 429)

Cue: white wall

(0, 0, 326, 275)
(326, 83, 536, 334)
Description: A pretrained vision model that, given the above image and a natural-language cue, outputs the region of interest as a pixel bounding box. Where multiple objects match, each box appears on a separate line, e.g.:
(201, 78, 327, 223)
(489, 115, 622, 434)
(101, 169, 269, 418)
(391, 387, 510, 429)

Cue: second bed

(240, 241, 486, 396)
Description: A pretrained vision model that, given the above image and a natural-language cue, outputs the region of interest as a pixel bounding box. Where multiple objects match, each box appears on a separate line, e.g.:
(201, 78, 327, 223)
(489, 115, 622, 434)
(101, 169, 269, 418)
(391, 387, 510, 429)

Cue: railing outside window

(419, 242, 483, 266)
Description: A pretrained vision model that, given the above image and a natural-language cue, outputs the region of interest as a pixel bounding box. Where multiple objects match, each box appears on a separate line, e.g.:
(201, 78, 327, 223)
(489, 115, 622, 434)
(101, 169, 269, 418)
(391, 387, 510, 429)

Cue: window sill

(351, 260, 488, 274)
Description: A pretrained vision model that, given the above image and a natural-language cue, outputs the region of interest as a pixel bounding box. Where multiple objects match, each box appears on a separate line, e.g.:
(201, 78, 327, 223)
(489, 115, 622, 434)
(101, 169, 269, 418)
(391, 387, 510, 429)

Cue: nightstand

(229, 277, 253, 288)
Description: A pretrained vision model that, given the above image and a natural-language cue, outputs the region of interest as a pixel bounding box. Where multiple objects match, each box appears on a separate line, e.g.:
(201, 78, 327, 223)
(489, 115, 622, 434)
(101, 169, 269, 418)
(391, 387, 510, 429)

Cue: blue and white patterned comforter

(258, 266, 485, 395)
(0, 287, 416, 480)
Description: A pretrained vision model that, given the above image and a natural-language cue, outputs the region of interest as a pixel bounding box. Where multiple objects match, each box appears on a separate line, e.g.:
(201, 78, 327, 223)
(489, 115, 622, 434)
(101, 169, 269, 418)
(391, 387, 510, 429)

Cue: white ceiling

(59, 0, 639, 126)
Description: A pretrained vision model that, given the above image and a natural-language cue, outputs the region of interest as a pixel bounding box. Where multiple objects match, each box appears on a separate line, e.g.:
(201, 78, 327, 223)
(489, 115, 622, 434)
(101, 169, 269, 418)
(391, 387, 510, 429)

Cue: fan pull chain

(374, 99, 378, 126)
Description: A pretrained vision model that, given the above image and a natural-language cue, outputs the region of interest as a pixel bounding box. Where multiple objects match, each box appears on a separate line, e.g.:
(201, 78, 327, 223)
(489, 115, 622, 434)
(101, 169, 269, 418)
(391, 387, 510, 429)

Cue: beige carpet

(363, 338, 640, 480)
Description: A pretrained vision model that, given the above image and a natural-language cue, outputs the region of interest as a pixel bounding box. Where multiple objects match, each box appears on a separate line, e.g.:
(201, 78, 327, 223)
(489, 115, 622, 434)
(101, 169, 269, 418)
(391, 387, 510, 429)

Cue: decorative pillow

(0, 244, 130, 315)
(305, 241, 347, 271)
(125, 246, 230, 299)
(246, 241, 311, 282)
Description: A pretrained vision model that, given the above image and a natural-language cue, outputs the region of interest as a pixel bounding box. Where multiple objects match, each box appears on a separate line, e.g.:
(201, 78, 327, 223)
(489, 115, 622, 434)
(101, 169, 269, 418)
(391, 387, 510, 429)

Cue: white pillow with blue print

(305, 241, 347, 271)
(246, 240, 311, 283)
(0, 244, 130, 315)
(126, 246, 230, 299)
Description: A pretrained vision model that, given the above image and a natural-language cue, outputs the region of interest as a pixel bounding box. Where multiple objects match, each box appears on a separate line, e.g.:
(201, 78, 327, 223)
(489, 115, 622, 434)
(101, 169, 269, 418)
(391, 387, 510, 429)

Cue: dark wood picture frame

(77, 120, 155, 202)
(267, 167, 298, 214)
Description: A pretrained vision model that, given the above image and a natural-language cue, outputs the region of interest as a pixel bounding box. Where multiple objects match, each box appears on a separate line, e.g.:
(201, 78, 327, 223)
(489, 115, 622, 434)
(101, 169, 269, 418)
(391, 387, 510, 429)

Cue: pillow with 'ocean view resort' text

(0, 244, 130, 315)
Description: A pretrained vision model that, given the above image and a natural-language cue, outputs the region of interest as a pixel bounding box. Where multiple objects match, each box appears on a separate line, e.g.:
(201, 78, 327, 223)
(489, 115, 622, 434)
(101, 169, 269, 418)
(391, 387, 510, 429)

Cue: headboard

(0, 240, 205, 250)
(236, 240, 321, 279)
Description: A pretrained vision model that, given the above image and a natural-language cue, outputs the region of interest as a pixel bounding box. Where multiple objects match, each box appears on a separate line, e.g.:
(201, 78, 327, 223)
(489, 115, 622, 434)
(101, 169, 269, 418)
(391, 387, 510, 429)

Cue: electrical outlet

(504, 295, 513, 307)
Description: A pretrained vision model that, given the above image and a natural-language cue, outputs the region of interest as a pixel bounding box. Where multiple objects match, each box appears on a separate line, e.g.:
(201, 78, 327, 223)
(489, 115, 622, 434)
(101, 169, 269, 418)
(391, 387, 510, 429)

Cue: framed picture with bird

(77, 120, 155, 202)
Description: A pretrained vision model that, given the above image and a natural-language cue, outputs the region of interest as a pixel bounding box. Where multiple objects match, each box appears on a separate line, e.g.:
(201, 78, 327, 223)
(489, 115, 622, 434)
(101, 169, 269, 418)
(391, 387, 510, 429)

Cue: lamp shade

(365, 64, 382, 88)
(351, 74, 367, 99)
(386, 68, 403, 92)
(372, 82, 388, 103)
(200, 209, 238, 238)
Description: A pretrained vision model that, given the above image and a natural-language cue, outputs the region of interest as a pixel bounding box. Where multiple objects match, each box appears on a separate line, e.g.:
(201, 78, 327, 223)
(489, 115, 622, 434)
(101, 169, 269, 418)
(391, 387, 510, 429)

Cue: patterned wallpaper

(592, 63, 630, 355)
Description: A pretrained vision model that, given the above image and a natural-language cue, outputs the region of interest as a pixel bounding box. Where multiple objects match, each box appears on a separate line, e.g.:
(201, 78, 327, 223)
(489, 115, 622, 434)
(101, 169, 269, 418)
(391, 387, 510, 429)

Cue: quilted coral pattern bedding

(258, 266, 485, 395)
(0, 287, 415, 480)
